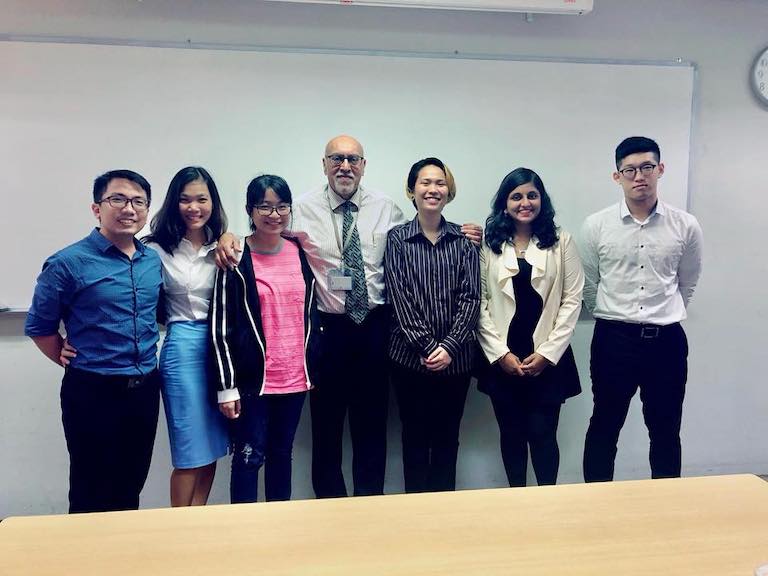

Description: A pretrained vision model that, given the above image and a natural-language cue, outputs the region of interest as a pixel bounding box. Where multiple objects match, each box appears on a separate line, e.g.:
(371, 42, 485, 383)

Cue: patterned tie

(342, 201, 369, 324)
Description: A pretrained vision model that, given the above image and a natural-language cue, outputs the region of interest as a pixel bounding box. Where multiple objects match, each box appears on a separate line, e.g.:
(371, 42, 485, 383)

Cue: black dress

(506, 259, 541, 361)
(481, 257, 580, 487)
(480, 258, 580, 405)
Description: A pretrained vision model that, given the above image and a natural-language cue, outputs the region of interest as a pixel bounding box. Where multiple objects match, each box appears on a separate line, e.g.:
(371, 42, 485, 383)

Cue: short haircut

(484, 167, 559, 254)
(615, 136, 661, 168)
(92, 169, 151, 203)
(405, 157, 457, 208)
(246, 174, 293, 232)
(144, 166, 228, 254)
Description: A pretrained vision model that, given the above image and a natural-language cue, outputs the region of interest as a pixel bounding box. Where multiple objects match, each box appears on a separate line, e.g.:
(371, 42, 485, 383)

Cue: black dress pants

(486, 366, 562, 488)
(61, 368, 160, 513)
(310, 306, 390, 498)
(391, 363, 470, 493)
(583, 319, 688, 482)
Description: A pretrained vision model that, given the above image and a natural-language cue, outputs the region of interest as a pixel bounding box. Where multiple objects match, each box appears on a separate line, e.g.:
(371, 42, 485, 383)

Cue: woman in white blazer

(477, 167, 584, 487)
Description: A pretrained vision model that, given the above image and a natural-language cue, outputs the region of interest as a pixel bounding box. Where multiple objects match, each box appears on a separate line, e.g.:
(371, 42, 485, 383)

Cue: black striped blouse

(385, 217, 480, 375)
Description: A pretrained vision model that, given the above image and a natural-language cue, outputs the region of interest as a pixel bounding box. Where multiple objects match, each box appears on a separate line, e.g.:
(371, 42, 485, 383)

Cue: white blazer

(477, 230, 584, 366)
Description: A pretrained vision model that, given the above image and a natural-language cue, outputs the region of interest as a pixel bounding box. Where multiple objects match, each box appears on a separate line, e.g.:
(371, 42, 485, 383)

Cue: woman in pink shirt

(209, 175, 321, 503)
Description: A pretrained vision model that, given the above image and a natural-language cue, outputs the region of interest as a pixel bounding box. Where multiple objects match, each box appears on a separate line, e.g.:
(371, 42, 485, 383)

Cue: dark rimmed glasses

(254, 204, 292, 216)
(325, 154, 364, 167)
(99, 195, 149, 211)
(618, 163, 658, 180)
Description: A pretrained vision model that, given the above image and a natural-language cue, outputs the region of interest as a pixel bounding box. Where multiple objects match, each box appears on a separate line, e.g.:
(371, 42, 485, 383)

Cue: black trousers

(486, 368, 562, 487)
(61, 368, 160, 513)
(391, 363, 470, 494)
(310, 306, 390, 498)
(583, 319, 688, 483)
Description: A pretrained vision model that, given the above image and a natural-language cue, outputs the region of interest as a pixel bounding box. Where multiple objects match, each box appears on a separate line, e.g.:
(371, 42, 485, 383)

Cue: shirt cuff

(421, 338, 440, 358)
(440, 336, 461, 359)
(218, 388, 241, 404)
(23, 314, 61, 337)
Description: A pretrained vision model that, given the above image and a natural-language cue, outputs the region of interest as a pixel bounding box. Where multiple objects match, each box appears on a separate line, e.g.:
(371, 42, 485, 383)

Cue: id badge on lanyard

(328, 192, 359, 292)
(328, 268, 353, 291)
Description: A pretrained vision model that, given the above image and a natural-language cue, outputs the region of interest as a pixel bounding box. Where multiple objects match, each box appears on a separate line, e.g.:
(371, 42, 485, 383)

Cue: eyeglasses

(325, 154, 364, 167)
(99, 195, 149, 211)
(618, 163, 658, 180)
(254, 204, 292, 216)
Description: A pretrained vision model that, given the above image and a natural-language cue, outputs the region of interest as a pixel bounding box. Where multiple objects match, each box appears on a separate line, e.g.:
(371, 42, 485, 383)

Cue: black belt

(66, 367, 158, 389)
(318, 305, 387, 325)
(596, 318, 679, 339)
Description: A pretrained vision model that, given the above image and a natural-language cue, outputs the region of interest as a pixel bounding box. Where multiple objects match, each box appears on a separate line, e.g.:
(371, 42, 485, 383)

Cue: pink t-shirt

(250, 240, 308, 395)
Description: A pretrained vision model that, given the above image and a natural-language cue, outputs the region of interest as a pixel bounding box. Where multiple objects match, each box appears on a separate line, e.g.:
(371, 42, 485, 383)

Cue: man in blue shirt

(25, 169, 163, 513)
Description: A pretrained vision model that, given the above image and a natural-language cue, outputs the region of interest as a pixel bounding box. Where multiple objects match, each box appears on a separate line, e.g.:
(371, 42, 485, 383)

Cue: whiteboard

(0, 41, 694, 310)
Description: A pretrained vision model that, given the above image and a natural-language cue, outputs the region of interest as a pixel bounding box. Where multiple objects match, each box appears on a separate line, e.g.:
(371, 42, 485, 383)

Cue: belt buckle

(640, 326, 660, 339)
(126, 376, 143, 389)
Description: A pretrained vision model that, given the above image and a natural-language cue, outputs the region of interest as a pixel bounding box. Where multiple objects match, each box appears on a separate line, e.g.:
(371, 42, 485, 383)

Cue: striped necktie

(342, 201, 369, 324)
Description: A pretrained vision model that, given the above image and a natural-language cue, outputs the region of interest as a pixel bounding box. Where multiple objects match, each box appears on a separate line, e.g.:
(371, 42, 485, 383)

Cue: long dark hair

(145, 166, 227, 254)
(484, 167, 558, 254)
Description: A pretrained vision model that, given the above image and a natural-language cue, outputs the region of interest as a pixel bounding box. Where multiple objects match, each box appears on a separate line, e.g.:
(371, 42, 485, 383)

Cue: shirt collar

(403, 215, 459, 242)
(178, 228, 218, 256)
(620, 199, 664, 223)
(89, 227, 147, 256)
(326, 185, 363, 212)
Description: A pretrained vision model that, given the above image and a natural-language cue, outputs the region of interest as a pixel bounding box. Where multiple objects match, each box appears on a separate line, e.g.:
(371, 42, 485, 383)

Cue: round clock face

(752, 46, 768, 107)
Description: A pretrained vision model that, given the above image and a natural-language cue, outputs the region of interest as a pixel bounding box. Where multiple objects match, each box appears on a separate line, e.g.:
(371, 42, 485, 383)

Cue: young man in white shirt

(580, 136, 703, 482)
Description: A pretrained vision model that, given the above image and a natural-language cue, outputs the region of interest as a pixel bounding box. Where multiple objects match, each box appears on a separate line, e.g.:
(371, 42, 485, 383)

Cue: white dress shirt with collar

(146, 238, 218, 323)
(580, 200, 703, 325)
(290, 184, 406, 314)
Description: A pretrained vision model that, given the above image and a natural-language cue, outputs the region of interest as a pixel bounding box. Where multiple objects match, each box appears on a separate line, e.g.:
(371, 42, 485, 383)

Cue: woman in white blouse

(144, 167, 230, 506)
(477, 167, 583, 487)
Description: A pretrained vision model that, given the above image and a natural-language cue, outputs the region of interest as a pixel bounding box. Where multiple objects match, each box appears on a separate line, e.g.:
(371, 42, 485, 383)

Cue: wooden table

(2, 474, 768, 575)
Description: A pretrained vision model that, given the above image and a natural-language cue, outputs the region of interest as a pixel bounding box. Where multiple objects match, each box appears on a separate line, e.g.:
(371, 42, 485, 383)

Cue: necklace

(511, 238, 529, 257)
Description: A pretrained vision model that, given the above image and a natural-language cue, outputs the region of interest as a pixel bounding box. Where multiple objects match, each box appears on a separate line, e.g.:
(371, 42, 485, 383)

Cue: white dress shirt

(290, 185, 406, 314)
(580, 200, 703, 325)
(146, 239, 218, 323)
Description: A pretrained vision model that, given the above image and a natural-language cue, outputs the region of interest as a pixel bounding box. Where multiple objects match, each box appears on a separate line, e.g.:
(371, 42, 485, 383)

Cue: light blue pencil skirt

(160, 320, 229, 469)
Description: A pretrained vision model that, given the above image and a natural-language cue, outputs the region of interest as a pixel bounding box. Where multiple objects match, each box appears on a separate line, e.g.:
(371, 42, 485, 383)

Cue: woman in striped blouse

(385, 157, 480, 494)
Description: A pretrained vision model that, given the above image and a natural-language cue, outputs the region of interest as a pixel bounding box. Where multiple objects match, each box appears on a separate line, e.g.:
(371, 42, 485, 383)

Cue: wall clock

(751, 45, 768, 107)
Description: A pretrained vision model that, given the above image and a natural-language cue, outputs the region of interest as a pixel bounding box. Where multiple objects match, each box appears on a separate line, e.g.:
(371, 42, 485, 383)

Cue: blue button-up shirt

(25, 228, 162, 376)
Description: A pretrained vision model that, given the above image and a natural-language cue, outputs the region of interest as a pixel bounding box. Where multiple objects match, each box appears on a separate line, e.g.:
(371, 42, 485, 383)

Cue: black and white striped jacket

(208, 237, 322, 400)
